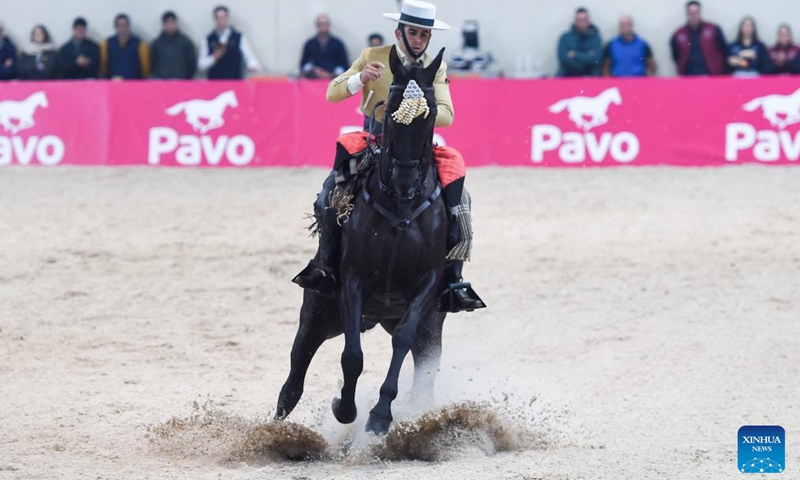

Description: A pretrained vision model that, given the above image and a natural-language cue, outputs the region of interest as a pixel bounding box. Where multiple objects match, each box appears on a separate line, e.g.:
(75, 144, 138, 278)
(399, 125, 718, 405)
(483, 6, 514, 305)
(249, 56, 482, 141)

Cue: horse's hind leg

(206, 117, 224, 132)
(275, 293, 341, 420)
(410, 312, 444, 412)
(366, 272, 439, 435)
(332, 276, 364, 424)
(17, 119, 34, 132)
(185, 114, 203, 133)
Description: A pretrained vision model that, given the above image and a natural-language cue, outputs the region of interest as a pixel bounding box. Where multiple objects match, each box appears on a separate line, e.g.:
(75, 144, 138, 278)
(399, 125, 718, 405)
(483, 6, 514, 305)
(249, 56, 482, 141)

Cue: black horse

(275, 47, 449, 435)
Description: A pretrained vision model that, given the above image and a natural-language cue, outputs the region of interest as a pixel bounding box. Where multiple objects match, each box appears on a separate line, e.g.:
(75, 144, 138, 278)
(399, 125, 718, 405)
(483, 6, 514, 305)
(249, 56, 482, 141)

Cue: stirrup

(292, 261, 337, 297)
(439, 281, 486, 313)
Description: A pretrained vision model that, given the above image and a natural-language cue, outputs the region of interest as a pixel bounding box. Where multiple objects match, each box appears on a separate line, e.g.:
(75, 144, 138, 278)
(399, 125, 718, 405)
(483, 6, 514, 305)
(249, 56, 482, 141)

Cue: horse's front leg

(783, 113, 800, 129)
(275, 293, 341, 421)
(366, 271, 439, 435)
(410, 311, 444, 412)
(332, 275, 364, 424)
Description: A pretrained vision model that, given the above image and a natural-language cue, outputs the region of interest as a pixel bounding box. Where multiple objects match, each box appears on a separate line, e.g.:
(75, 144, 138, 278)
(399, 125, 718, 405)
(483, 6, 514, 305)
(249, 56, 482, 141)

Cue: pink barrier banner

(0, 82, 108, 166)
(2, 77, 800, 167)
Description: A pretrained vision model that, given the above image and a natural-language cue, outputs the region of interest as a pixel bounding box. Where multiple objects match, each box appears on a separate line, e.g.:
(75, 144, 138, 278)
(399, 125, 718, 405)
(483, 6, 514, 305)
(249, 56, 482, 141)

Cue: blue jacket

(0, 36, 18, 80)
(557, 25, 602, 77)
(105, 35, 146, 79)
(604, 35, 653, 77)
(728, 40, 772, 74)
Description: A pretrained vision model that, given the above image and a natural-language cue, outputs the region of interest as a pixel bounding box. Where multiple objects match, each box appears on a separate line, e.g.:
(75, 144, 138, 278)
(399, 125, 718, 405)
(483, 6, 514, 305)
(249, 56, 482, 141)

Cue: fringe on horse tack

(330, 186, 355, 226)
(447, 190, 473, 262)
(304, 213, 320, 238)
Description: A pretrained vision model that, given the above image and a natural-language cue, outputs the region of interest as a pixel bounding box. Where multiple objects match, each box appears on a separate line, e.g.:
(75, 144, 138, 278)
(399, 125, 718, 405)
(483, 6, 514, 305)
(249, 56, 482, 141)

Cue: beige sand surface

(1, 166, 799, 479)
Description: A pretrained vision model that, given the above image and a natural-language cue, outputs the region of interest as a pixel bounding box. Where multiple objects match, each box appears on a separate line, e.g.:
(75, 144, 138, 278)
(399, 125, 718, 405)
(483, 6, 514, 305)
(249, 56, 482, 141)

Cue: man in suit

(293, 0, 484, 312)
(198, 5, 260, 79)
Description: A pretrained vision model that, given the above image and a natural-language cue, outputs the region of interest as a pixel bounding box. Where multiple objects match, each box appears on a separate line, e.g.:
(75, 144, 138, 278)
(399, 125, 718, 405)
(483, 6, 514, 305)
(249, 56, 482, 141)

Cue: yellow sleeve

(100, 40, 108, 78)
(433, 61, 454, 127)
(326, 48, 369, 103)
(139, 41, 151, 78)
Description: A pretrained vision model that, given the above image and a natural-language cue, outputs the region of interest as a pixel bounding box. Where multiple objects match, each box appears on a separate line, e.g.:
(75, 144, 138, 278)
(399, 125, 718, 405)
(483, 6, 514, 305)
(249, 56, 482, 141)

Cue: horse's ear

(389, 45, 407, 79)
(421, 48, 445, 86)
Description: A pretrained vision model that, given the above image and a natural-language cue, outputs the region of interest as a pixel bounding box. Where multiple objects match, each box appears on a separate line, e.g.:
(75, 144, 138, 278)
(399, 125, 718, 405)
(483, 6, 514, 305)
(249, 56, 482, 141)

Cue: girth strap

(363, 185, 441, 306)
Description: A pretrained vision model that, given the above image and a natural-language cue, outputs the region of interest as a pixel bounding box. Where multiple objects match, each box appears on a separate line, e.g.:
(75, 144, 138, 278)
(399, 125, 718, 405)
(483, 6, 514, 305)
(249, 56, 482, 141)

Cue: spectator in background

(56, 17, 100, 79)
(768, 24, 800, 74)
(150, 11, 196, 79)
(368, 33, 384, 47)
(727, 17, 770, 76)
(101, 14, 150, 79)
(0, 20, 18, 80)
(18, 24, 57, 80)
(300, 14, 349, 79)
(199, 6, 260, 79)
(603, 15, 655, 76)
(557, 7, 602, 77)
(670, 1, 727, 76)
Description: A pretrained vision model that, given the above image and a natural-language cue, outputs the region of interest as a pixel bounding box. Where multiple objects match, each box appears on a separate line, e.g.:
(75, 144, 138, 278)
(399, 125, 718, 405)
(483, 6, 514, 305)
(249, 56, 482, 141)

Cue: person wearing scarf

(18, 24, 57, 80)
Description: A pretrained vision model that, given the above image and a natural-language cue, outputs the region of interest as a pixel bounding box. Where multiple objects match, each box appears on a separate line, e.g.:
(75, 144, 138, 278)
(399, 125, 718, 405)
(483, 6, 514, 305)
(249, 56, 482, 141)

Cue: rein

(364, 81, 439, 306)
(363, 182, 441, 306)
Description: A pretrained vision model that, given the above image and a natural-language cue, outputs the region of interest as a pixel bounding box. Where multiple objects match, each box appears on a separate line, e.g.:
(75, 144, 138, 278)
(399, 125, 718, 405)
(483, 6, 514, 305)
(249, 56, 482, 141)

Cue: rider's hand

(359, 62, 385, 84)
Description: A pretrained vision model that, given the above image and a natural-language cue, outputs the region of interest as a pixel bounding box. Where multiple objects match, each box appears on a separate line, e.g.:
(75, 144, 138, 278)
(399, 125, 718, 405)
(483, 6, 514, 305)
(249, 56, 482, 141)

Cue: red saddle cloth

(336, 132, 466, 188)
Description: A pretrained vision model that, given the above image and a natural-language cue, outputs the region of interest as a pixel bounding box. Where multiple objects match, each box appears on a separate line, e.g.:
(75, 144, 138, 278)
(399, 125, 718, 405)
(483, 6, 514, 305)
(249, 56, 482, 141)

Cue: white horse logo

(743, 87, 800, 130)
(166, 90, 239, 134)
(0, 91, 49, 134)
(548, 87, 623, 131)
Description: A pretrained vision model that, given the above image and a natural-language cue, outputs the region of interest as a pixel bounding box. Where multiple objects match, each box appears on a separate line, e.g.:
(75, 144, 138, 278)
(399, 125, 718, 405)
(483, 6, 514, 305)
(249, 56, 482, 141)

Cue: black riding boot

(440, 179, 485, 312)
(292, 172, 341, 296)
(443, 258, 485, 312)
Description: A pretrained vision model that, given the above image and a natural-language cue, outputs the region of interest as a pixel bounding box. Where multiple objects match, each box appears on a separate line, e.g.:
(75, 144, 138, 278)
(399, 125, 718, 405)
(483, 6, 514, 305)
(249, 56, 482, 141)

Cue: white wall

(2, 0, 800, 77)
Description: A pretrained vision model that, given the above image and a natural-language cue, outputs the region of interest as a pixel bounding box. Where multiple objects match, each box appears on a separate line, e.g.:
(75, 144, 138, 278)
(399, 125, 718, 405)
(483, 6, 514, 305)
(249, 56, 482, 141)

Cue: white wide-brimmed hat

(384, 0, 450, 31)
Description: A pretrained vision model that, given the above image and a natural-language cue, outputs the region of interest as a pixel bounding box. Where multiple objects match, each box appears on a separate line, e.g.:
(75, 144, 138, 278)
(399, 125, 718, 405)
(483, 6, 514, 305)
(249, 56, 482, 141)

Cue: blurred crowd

(554, 1, 799, 78)
(0, 5, 360, 81)
(0, 1, 798, 81)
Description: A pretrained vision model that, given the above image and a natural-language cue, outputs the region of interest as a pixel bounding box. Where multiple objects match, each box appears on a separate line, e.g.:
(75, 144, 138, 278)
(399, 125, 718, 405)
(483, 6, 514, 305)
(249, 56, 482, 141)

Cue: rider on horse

(293, 0, 484, 312)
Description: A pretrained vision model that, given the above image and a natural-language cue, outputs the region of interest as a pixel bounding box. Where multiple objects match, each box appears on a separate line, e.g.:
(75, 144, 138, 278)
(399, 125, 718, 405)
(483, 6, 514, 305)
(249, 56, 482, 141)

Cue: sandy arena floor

(1, 166, 799, 479)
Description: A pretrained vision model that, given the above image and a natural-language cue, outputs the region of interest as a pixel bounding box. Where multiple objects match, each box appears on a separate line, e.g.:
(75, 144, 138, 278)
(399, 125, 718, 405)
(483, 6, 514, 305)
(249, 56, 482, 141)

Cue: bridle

(361, 78, 440, 306)
(376, 83, 437, 199)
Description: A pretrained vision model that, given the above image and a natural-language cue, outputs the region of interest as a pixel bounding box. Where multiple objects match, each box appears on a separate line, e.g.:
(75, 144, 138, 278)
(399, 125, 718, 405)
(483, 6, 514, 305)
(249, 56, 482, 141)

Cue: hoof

(365, 412, 393, 436)
(331, 397, 357, 424)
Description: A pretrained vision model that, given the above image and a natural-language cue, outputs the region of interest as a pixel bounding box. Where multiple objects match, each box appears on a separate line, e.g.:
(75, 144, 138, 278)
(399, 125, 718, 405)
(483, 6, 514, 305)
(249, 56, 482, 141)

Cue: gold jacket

(326, 45, 454, 128)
